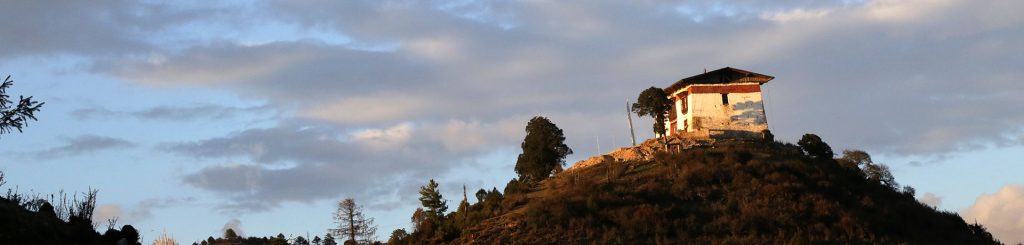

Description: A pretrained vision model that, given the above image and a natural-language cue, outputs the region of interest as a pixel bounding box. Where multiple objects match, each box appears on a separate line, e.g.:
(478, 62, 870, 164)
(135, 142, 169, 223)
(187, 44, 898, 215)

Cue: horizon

(1, 0, 1023, 243)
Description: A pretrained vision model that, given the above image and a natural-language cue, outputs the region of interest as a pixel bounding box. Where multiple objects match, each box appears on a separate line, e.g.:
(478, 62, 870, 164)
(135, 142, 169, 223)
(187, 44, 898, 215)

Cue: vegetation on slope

(395, 135, 1000, 244)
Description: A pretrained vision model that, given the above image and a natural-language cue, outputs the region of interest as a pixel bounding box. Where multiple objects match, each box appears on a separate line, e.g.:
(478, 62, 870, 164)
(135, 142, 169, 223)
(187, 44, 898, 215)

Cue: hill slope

(443, 139, 999, 244)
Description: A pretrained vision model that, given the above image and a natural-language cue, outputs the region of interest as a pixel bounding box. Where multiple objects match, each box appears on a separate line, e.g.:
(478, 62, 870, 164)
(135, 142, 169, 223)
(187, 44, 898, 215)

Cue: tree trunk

(348, 208, 356, 244)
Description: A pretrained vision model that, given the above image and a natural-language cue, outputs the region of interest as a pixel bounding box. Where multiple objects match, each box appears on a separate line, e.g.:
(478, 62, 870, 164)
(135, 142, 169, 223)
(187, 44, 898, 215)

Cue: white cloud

(351, 122, 414, 151)
(93, 204, 124, 228)
(918, 192, 943, 207)
(761, 8, 832, 23)
(862, 0, 956, 23)
(300, 94, 434, 124)
(963, 184, 1024, 244)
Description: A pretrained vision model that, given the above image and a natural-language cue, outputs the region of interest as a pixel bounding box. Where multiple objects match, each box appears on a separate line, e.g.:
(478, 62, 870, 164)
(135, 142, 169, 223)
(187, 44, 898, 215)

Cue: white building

(664, 67, 773, 139)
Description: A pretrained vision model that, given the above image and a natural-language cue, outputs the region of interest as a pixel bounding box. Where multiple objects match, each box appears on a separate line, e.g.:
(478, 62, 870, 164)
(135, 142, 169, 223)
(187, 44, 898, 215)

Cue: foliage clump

(632, 87, 672, 138)
(513, 116, 572, 186)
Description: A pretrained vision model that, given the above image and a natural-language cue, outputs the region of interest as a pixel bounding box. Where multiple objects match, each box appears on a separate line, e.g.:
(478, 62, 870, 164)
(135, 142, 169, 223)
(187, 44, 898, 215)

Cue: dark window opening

(721, 93, 729, 105)
(680, 95, 688, 114)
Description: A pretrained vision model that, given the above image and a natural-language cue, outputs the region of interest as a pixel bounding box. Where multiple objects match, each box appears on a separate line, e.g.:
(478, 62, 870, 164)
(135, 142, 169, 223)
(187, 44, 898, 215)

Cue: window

(680, 95, 688, 114)
(721, 93, 729, 105)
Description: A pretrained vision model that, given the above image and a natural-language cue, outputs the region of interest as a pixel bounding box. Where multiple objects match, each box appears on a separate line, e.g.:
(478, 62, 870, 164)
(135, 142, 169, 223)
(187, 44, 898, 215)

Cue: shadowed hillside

(397, 136, 1001, 244)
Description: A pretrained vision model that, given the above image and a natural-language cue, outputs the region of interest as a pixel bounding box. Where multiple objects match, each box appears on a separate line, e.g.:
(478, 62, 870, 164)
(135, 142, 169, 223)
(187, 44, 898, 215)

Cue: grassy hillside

(403, 138, 1000, 244)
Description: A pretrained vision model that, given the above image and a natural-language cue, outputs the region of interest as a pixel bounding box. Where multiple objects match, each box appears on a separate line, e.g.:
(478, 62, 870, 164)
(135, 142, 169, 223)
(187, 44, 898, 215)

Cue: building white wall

(666, 83, 768, 138)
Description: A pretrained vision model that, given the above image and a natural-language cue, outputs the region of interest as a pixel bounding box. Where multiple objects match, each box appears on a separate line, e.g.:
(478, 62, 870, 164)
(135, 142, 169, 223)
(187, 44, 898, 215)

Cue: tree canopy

(514, 116, 573, 183)
(418, 179, 447, 221)
(632, 87, 672, 137)
(798, 133, 834, 159)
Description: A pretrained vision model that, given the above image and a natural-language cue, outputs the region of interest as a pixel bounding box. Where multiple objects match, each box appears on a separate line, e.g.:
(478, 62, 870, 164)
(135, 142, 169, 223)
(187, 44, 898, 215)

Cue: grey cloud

(170, 120, 519, 211)
(0, 1, 221, 59)
(295, 1, 1024, 157)
(35, 135, 135, 159)
(129, 197, 196, 222)
(72, 104, 272, 121)
(106, 0, 1023, 159)
(102, 42, 435, 105)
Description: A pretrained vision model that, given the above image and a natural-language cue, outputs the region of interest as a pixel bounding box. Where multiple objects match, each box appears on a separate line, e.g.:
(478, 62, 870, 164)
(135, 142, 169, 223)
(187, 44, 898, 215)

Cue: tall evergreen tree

(323, 233, 338, 245)
(514, 116, 573, 183)
(418, 179, 447, 221)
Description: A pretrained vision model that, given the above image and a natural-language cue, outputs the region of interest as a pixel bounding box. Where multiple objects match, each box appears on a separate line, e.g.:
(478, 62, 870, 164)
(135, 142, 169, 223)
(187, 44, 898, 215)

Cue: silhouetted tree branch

(0, 75, 44, 135)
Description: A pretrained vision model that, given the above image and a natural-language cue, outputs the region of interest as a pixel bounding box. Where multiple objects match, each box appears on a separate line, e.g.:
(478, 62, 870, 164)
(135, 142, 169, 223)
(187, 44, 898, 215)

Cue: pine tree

(323, 233, 338, 245)
(418, 179, 447, 222)
(0, 75, 44, 135)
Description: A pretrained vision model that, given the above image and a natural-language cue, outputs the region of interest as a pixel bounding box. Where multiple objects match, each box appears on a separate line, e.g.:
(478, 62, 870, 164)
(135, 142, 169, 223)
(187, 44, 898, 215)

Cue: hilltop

(399, 136, 1000, 244)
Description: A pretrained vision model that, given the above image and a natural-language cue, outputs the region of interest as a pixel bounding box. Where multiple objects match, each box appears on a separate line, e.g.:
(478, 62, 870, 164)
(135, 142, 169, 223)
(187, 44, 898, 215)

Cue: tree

(294, 236, 310, 245)
(475, 188, 487, 203)
(864, 163, 897, 189)
(120, 225, 141, 245)
(387, 229, 409, 244)
(798, 134, 834, 159)
(514, 116, 573, 183)
(632, 87, 672, 138)
(418, 179, 447, 222)
(323, 233, 338, 245)
(839, 150, 899, 189)
(0, 75, 44, 135)
(312, 236, 322, 245)
(224, 228, 240, 241)
(269, 233, 288, 245)
(411, 208, 428, 233)
(332, 198, 377, 245)
(838, 150, 872, 169)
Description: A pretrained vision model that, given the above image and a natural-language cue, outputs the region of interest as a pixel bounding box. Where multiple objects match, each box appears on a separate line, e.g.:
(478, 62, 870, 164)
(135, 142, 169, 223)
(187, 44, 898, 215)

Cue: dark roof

(664, 67, 774, 94)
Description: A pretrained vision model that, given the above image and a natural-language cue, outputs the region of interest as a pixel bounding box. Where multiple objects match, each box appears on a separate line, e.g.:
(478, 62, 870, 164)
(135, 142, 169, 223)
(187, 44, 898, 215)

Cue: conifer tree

(323, 233, 338, 245)
(0, 75, 44, 135)
(418, 179, 447, 221)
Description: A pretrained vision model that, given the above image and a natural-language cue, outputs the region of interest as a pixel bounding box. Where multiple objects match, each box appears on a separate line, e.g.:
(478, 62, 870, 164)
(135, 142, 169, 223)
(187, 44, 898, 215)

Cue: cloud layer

(4, 0, 1023, 214)
(34, 135, 135, 159)
(99, 0, 1024, 157)
(168, 120, 521, 211)
(963, 184, 1024, 244)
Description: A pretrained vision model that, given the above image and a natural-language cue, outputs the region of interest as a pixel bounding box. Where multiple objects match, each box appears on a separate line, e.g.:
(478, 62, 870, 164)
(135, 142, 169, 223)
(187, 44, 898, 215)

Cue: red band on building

(687, 84, 761, 94)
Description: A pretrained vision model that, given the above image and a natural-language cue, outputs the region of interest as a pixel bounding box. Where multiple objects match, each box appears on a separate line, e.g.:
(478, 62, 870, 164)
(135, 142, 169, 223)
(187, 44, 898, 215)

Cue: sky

(0, 0, 1023, 243)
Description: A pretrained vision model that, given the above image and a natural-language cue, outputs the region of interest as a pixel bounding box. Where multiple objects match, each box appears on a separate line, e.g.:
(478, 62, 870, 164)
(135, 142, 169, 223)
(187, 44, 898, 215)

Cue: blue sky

(1, 0, 1023, 243)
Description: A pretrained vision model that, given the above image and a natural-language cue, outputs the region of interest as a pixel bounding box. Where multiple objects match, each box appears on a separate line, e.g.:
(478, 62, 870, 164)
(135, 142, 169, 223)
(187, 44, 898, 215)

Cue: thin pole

(627, 101, 637, 146)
